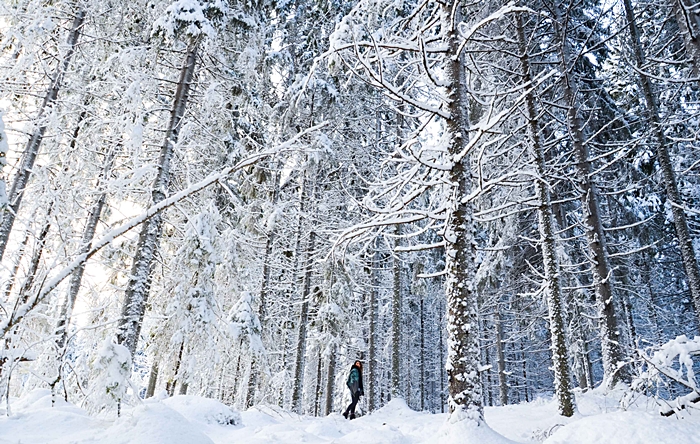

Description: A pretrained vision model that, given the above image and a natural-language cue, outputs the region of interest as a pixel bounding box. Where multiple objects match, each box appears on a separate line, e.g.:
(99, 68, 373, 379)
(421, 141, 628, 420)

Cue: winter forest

(2, 0, 700, 442)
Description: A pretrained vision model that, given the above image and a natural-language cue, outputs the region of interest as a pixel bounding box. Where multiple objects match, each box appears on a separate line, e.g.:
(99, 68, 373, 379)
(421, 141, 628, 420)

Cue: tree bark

(495, 309, 508, 407)
(16, 203, 53, 305)
(117, 41, 199, 357)
(146, 361, 159, 398)
(519, 339, 529, 402)
(553, 4, 625, 389)
(642, 252, 663, 344)
(442, 0, 483, 420)
(246, 169, 281, 409)
(2, 230, 29, 302)
(368, 239, 380, 411)
(258, 169, 280, 327)
(0, 10, 85, 261)
(481, 318, 493, 407)
(391, 225, 402, 399)
(291, 175, 316, 414)
(419, 287, 425, 411)
(313, 347, 322, 416)
(673, 0, 700, 75)
(167, 340, 185, 397)
(324, 343, 336, 416)
(280, 205, 306, 409)
(516, 13, 575, 416)
(439, 298, 445, 413)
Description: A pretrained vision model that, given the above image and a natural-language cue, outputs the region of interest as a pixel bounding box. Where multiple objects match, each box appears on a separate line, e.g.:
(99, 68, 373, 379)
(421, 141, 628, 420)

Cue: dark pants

(344, 391, 361, 418)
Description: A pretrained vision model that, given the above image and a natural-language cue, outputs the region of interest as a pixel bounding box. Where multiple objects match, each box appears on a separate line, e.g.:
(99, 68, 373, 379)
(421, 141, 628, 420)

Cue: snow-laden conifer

(90, 339, 133, 417)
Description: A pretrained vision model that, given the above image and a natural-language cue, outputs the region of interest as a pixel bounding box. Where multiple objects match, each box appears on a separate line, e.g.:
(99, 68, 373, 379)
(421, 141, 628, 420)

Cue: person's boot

(343, 411, 348, 419)
(349, 413, 356, 420)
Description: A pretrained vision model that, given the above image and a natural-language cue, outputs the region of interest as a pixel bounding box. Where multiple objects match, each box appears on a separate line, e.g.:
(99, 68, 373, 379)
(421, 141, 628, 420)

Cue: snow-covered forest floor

(1, 387, 698, 444)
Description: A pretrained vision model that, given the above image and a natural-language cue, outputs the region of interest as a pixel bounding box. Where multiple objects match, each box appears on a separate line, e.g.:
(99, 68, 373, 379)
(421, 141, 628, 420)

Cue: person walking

(343, 360, 364, 419)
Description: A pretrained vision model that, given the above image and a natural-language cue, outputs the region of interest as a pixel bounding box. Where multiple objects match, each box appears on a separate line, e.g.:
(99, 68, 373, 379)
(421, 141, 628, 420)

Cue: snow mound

(434, 409, 518, 444)
(343, 397, 437, 443)
(302, 413, 353, 440)
(162, 395, 241, 426)
(6, 388, 51, 411)
(375, 397, 415, 415)
(0, 389, 99, 444)
(97, 402, 215, 444)
(6, 388, 77, 412)
(544, 410, 700, 444)
(485, 395, 575, 442)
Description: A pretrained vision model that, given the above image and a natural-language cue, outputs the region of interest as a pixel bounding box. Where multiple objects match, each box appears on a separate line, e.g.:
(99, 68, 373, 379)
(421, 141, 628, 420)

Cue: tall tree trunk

(146, 361, 159, 398)
(583, 335, 594, 390)
(442, 1, 483, 419)
(391, 225, 402, 399)
(291, 175, 316, 414)
(481, 318, 493, 407)
(117, 41, 199, 356)
(673, 0, 700, 74)
(232, 339, 244, 404)
(568, 294, 590, 391)
(624, 0, 700, 329)
(279, 302, 291, 408)
(246, 169, 280, 409)
(258, 169, 280, 326)
(167, 340, 185, 397)
(245, 358, 257, 408)
(2, 230, 29, 302)
(419, 287, 425, 411)
(313, 347, 322, 416)
(279, 257, 301, 408)
(495, 309, 508, 406)
(519, 339, 529, 402)
(368, 241, 379, 411)
(291, 229, 316, 414)
(516, 13, 575, 416)
(553, 5, 625, 389)
(0, 10, 85, 261)
(324, 343, 336, 416)
(438, 289, 445, 413)
(216, 360, 226, 402)
(643, 253, 663, 344)
(618, 266, 638, 351)
(16, 203, 53, 304)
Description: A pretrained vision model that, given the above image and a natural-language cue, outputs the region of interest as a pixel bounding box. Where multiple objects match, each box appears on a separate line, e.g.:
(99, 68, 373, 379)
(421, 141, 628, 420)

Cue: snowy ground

(2, 388, 700, 443)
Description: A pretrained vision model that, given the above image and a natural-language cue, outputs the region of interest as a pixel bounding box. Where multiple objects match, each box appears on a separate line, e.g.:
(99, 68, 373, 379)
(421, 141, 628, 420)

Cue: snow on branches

(153, 0, 228, 41)
(228, 292, 264, 356)
(625, 335, 700, 416)
(91, 339, 133, 416)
